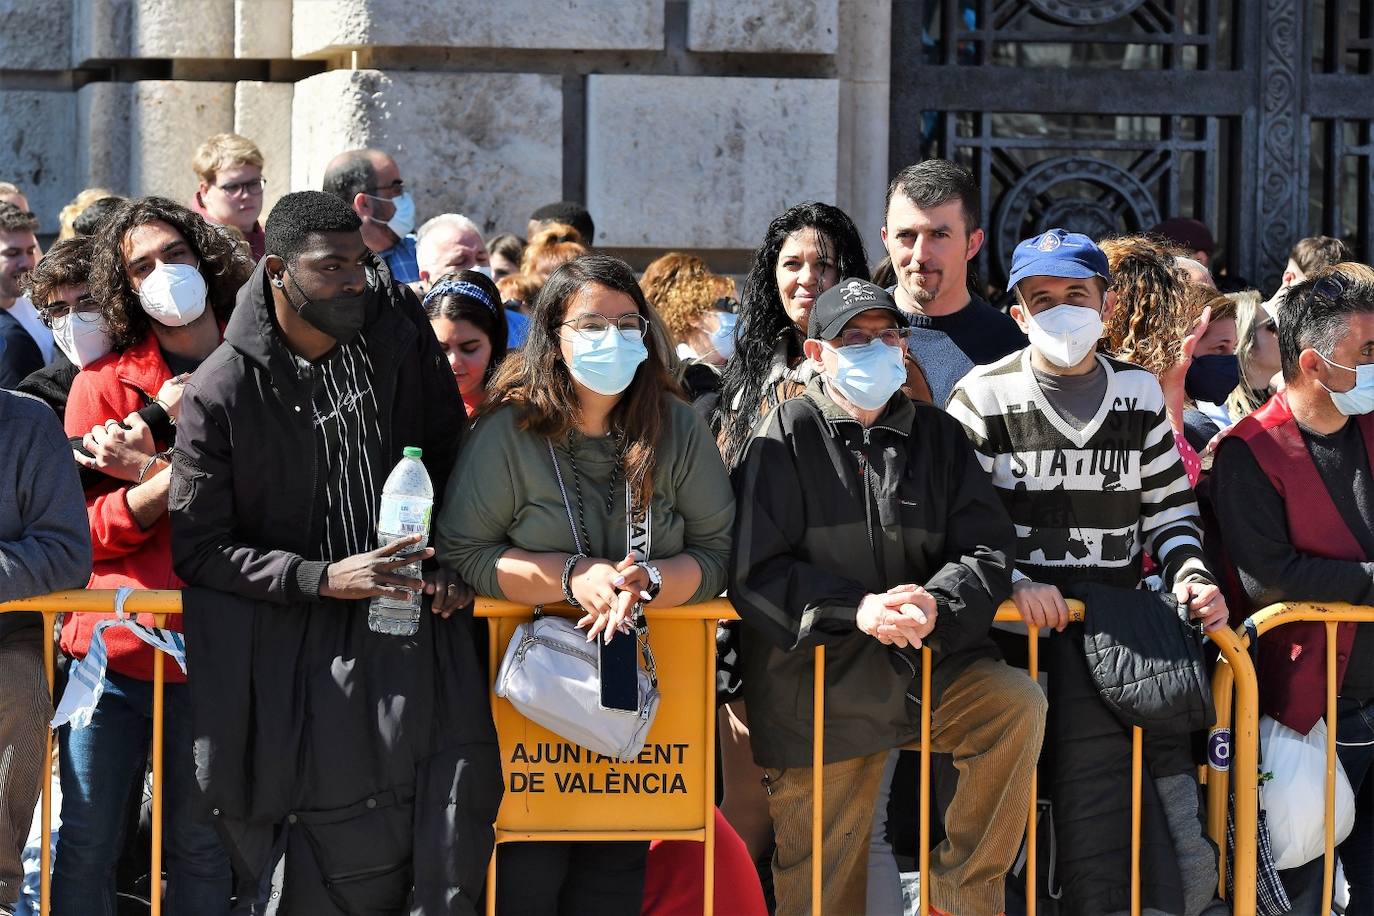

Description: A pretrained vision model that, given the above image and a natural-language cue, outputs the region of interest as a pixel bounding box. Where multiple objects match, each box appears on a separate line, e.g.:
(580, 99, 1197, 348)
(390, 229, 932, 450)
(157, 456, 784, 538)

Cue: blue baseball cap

(1007, 228, 1111, 289)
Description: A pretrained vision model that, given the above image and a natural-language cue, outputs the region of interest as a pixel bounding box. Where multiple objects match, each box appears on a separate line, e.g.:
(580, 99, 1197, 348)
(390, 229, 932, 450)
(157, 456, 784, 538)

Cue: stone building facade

(1, 0, 891, 269)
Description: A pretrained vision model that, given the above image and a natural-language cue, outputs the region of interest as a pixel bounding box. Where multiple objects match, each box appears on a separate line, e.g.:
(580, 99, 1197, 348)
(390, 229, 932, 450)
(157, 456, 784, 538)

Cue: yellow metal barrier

(808, 603, 1256, 916)
(1212, 602, 1374, 916)
(0, 590, 1262, 916)
(476, 599, 733, 916)
(0, 588, 181, 916)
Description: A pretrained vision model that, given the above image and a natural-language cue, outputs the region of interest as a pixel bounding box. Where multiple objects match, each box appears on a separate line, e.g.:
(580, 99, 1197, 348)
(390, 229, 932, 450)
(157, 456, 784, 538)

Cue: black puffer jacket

(170, 259, 500, 915)
(728, 377, 1015, 768)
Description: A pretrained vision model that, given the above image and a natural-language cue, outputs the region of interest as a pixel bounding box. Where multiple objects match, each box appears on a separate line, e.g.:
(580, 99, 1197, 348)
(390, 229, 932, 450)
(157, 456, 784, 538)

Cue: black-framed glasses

(561, 313, 650, 340)
(1312, 274, 1347, 303)
(836, 327, 909, 349)
(41, 297, 101, 330)
(364, 179, 405, 197)
(216, 178, 266, 197)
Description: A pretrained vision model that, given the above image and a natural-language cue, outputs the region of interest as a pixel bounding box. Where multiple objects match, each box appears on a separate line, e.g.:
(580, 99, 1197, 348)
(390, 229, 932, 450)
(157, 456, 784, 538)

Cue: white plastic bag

(1259, 715, 1356, 870)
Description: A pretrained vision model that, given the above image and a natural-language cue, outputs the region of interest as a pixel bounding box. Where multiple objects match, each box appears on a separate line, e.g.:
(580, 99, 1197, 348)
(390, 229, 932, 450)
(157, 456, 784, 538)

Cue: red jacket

(641, 809, 767, 916)
(1225, 391, 1367, 733)
(63, 331, 185, 682)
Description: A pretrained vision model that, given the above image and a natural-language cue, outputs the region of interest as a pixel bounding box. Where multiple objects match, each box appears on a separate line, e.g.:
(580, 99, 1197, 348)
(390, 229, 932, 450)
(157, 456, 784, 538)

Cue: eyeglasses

(216, 178, 266, 197)
(835, 327, 910, 349)
(41, 297, 101, 330)
(1312, 274, 1347, 303)
(561, 313, 650, 340)
(364, 179, 405, 198)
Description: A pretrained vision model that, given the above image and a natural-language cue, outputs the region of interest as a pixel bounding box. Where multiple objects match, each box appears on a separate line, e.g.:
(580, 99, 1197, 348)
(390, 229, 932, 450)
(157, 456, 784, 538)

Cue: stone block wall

(1, 0, 892, 265)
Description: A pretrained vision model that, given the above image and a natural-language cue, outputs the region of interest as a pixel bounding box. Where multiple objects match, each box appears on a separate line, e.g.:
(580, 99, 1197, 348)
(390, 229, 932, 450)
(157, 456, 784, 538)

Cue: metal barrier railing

(0, 590, 1261, 916)
(0, 588, 182, 916)
(812, 604, 1256, 916)
(1210, 602, 1374, 916)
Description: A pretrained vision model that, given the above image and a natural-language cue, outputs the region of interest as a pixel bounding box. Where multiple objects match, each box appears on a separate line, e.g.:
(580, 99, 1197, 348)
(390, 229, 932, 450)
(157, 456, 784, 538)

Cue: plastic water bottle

(368, 446, 433, 636)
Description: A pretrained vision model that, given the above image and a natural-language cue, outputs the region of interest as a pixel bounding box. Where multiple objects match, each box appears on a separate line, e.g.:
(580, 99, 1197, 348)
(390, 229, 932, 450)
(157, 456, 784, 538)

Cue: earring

(272, 276, 284, 288)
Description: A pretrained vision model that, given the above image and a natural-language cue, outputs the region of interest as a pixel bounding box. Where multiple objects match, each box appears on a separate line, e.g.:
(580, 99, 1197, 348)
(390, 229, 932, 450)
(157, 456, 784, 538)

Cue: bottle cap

(403, 446, 423, 459)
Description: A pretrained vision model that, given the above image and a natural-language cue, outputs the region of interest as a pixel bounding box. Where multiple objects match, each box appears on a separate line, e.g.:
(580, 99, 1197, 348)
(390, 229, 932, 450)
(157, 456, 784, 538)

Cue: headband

(423, 278, 501, 315)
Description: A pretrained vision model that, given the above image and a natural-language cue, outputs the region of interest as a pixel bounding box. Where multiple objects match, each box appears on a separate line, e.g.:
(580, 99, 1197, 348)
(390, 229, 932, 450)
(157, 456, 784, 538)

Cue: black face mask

(1185, 353, 1241, 404)
(282, 269, 371, 345)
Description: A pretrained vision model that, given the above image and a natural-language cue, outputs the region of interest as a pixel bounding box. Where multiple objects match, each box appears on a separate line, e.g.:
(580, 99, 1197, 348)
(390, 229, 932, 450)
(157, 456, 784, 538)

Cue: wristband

(137, 449, 173, 484)
(562, 553, 586, 608)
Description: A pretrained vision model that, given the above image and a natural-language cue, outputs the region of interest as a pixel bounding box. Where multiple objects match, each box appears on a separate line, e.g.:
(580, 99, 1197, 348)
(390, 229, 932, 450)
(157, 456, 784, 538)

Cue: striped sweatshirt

(947, 349, 1212, 592)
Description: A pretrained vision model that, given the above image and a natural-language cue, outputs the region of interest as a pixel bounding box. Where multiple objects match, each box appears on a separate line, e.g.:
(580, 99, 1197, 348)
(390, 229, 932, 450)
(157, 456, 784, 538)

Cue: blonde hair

(639, 252, 734, 343)
(57, 187, 115, 241)
(192, 133, 264, 185)
(1224, 290, 1270, 419)
(521, 223, 588, 281)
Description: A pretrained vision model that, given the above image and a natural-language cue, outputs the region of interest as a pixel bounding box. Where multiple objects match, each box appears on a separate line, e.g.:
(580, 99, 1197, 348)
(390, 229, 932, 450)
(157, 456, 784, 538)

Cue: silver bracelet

(562, 553, 586, 608)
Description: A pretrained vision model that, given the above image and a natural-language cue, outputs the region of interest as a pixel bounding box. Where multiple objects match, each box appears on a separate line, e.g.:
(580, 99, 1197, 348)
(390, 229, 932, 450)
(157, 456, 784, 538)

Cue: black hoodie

(169, 258, 500, 915)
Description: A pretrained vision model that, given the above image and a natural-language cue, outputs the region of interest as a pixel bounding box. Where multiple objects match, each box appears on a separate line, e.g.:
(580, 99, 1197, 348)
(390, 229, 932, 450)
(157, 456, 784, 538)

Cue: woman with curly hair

(53, 196, 252, 915)
(640, 252, 737, 365)
(1099, 234, 1214, 483)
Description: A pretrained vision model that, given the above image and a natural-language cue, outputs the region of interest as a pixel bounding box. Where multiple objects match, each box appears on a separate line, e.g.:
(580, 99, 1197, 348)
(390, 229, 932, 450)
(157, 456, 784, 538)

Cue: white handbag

(493, 440, 661, 763)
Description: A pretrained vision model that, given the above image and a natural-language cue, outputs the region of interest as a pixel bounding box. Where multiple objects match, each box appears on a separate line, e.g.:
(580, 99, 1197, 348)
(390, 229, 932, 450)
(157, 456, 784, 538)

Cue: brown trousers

(766, 657, 1046, 916)
(0, 633, 51, 908)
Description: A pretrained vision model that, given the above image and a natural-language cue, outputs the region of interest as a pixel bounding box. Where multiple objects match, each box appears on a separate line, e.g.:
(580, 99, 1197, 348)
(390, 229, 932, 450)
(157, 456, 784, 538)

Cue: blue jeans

(52, 671, 230, 916)
(1279, 696, 1374, 915)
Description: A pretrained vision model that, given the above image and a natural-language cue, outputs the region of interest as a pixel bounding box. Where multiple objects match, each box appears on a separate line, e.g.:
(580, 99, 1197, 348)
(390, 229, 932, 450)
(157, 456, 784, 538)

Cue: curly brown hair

(26, 237, 93, 314)
(479, 254, 680, 507)
(638, 253, 735, 344)
(90, 196, 255, 352)
(1099, 234, 1191, 378)
(521, 223, 588, 283)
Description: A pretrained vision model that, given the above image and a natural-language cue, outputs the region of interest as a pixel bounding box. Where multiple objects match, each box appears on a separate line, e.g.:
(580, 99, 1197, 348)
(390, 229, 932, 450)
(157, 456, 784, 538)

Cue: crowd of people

(0, 134, 1370, 916)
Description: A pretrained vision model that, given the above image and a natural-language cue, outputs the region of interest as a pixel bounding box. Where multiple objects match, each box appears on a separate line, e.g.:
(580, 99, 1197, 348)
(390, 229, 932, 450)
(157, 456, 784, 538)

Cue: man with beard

(171, 191, 500, 914)
(880, 160, 1025, 405)
(0, 203, 47, 386)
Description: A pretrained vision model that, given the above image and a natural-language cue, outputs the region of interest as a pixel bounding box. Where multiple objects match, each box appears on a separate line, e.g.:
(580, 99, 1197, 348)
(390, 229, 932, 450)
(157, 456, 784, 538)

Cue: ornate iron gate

(891, 0, 1374, 292)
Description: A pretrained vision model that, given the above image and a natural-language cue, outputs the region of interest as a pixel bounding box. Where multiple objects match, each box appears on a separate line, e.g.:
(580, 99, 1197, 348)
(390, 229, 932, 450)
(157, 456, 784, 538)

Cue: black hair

(322, 150, 376, 204)
(0, 201, 38, 234)
(883, 159, 980, 233)
(90, 196, 254, 352)
(264, 191, 364, 264)
(530, 201, 595, 245)
(424, 269, 509, 387)
(73, 196, 125, 237)
(1278, 266, 1374, 382)
(714, 201, 870, 468)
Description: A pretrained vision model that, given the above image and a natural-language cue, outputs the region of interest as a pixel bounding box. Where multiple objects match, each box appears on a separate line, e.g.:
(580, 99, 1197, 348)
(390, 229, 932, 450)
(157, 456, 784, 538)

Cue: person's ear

(196, 183, 209, 204)
(1282, 269, 1298, 288)
(353, 192, 372, 219)
(802, 338, 825, 368)
(1010, 301, 1030, 335)
(965, 227, 985, 261)
(879, 224, 889, 247)
(1101, 288, 1117, 323)
(1297, 347, 1325, 380)
(264, 255, 286, 287)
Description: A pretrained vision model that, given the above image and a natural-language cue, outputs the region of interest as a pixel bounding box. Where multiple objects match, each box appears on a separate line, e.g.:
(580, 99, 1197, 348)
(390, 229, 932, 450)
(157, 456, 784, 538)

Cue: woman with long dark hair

(714, 202, 874, 469)
(434, 254, 734, 915)
(423, 268, 509, 417)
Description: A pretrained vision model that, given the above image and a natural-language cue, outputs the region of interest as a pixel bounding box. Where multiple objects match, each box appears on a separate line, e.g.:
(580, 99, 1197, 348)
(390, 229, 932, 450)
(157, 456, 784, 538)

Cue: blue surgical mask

(567, 326, 649, 396)
(370, 191, 416, 239)
(1319, 352, 1374, 416)
(707, 311, 737, 361)
(822, 338, 907, 411)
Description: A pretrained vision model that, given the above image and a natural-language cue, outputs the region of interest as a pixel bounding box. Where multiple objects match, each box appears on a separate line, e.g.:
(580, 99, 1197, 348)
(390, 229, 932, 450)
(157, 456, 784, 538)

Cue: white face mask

(1026, 303, 1103, 369)
(370, 191, 416, 239)
(138, 262, 207, 327)
(53, 312, 113, 368)
(822, 338, 907, 410)
(472, 264, 494, 280)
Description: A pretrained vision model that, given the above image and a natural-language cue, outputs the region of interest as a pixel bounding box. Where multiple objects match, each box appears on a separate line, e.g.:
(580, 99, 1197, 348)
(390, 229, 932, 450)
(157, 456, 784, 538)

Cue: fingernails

(640, 591, 654, 602)
(613, 576, 626, 587)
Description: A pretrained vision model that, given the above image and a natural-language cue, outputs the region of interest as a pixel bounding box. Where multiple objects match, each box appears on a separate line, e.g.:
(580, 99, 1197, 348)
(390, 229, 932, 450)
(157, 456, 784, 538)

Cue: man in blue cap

(946, 229, 1229, 915)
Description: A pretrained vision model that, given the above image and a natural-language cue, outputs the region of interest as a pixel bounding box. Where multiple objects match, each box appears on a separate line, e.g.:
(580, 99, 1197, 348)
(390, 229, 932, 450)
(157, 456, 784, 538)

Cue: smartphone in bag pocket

(599, 631, 640, 714)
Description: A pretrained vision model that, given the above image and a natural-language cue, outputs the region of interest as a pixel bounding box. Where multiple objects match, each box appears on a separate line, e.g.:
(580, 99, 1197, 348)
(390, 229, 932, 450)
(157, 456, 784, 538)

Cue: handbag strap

(547, 439, 657, 686)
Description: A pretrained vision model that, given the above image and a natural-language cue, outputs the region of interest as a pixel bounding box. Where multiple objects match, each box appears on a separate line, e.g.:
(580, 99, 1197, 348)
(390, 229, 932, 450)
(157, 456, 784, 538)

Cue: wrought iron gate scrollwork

(891, 0, 1374, 292)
